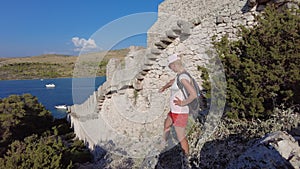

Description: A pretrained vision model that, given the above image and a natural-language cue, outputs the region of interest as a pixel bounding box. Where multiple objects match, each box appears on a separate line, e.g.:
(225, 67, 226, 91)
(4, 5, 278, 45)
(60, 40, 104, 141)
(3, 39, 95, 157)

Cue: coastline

(0, 48, 129, 80)
(0, 76, 107, 81)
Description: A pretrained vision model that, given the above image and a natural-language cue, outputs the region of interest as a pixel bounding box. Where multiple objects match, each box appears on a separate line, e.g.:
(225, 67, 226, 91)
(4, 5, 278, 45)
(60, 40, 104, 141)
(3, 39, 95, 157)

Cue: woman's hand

(174, 97, 183, 106)
(158, 87, 166, 93)
(158, 78, 175, 93)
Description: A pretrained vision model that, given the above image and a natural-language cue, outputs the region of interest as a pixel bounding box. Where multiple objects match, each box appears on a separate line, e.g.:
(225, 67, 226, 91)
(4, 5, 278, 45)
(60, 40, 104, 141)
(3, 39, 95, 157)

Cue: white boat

(45, 83, 55, 88)
(55, 105, 68, 110)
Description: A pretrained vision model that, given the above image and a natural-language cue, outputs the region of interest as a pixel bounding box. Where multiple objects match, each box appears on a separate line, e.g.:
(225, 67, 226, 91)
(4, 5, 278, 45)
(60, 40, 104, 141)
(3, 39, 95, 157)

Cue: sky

(0, 0, 164, 57)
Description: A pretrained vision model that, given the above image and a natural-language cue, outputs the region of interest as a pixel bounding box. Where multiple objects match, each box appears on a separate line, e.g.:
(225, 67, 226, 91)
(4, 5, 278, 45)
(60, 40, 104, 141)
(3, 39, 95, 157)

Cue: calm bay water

(0, 77, 106, 119)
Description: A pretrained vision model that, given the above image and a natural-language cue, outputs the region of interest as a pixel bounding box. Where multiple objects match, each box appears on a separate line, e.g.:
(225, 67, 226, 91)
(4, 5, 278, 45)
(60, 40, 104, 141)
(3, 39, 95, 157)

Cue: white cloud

(72, 37, 98, 52)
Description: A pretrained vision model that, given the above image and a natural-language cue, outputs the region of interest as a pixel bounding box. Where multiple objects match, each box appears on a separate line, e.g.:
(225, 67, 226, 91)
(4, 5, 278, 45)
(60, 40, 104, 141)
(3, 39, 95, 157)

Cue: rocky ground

(187, 107, 300, 169)
(75, 106, 300, 169)
(75, 131, 300, 169)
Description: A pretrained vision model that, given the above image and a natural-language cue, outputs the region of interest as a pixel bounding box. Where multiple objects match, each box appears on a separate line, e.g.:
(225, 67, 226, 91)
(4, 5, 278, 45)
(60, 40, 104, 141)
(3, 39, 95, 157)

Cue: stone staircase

(93, 18, 196, 112)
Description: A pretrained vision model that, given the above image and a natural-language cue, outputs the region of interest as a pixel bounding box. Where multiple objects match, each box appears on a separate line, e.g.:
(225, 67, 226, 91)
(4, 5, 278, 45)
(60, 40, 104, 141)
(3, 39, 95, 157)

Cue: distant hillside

(0, 48, 130, 80)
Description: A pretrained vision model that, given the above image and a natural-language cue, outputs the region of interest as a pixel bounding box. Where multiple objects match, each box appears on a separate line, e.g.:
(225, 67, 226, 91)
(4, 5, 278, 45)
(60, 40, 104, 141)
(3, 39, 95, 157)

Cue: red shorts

(168, 112, 188, 127)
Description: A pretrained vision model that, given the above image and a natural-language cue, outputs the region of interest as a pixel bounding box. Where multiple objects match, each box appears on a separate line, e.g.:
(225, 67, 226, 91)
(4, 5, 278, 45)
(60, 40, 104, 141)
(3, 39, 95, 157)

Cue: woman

(159, 54, 197, 155)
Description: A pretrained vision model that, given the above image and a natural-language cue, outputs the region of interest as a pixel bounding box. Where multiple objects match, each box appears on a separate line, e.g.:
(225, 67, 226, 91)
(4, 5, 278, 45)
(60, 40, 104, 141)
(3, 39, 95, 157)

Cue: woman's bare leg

(174, 126, 189, 155)
(163, 115, 173, 141)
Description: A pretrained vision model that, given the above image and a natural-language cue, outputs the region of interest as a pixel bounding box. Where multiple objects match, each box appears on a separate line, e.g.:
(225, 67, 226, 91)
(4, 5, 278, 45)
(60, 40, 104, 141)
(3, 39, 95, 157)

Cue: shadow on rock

(190, 131, 297, 169)
(155, 144, 189, 169)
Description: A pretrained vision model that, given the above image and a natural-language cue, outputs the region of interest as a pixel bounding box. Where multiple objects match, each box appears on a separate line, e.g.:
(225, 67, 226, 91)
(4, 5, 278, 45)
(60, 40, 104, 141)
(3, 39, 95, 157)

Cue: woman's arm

(174, 79, 197, 106)
(159, 78, 175, 93)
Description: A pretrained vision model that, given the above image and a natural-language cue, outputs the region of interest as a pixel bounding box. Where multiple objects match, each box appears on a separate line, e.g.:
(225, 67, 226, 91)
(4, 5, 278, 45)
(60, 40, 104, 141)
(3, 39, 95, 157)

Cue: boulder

(226, 131, 300, 169)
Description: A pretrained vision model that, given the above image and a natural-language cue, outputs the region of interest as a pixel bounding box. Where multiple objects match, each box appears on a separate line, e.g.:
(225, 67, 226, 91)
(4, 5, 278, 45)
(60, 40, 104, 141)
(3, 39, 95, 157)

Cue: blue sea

(0, 77, 106, 119)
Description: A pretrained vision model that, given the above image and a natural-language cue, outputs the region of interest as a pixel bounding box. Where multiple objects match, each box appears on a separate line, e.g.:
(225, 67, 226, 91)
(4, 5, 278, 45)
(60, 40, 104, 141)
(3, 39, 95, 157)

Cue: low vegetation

(212, 5, 300, 119)
(0, 94, 93, 168)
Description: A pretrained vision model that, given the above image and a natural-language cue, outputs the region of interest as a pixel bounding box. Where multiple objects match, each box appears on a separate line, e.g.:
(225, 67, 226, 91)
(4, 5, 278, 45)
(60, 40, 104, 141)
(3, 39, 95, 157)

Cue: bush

(0, 134, 72, 169)
(213, 5, 300, 119)
(0, 94, 53, 155)
(0, 94, 93, 168)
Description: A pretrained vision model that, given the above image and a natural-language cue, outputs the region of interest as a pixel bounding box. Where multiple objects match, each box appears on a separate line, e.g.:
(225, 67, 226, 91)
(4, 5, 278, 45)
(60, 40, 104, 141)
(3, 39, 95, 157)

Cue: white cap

(168, 54, 179, 65)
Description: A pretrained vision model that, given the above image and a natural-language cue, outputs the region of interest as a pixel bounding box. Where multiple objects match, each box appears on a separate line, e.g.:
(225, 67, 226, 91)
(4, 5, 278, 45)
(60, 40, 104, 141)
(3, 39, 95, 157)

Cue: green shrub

(98, 60, 109, 75)
(214, 5, 300, 119)
(0, 134, 73, 169)
(0, 94, 53, 149)
(197, 66, 211, 97)
(0, 94, 93, 168)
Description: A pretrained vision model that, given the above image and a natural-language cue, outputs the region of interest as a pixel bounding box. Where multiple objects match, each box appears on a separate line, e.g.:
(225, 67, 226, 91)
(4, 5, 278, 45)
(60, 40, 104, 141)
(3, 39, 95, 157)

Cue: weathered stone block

(177, 20, 193, 35)
(144, 60, 155, 66)
(150, 48, 161, 55)
(171, 25, 182, 33)
(146, 54, 159, 60)
(136, 73, 145, 80)
(154, 41, 168, 49)
(216, 16, 224, 24)
(166, 30, 179, 39)
(160, 37, 174, 44)
(223, 16, 231, 23)
(192, 17, 201, 26)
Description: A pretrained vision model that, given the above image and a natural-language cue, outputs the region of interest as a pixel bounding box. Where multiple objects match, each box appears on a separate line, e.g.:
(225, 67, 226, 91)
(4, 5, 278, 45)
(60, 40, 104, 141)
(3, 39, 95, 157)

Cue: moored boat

(45, 83, 55, 88)
(55, 105, 67, 110)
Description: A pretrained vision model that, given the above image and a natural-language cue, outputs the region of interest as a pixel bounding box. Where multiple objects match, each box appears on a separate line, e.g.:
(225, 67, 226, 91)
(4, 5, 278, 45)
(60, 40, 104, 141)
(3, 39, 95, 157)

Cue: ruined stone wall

(145, 0, 257, 105)
(147, 0, 254, 47)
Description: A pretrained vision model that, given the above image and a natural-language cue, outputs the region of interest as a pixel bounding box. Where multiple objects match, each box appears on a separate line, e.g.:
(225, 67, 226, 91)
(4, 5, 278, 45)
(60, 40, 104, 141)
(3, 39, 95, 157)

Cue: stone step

(133, 80, 143, 90)
(177, 20, 193, 36)
(166, 30, 179, 39)
(192, 17, 201, 26)
(136, 73, 145, 80)
(160, 37, 173, 45)
(171, 25, 182, 33)
(106, 94, 112, 99)
(98, 95, 105, 100)
(154, 41, 168, 49)
(151, 48, 161, 55)
(146, 53, 159, 60)
(144, 60, 155, 66)
(141, 70, 148, 75)
(177, 20, 194, 28)
(142, 65, 152, 71)
(118, 89, 126, 95)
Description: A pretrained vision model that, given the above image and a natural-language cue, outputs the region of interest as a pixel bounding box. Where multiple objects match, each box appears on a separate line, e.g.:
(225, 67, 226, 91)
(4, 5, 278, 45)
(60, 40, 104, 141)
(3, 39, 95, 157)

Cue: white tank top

(169, 74, 190, 114)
